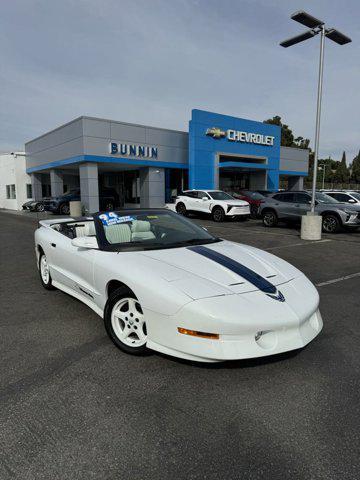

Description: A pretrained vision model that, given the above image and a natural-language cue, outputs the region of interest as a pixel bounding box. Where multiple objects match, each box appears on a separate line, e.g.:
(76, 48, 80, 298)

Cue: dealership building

(25, 109, 309, 213)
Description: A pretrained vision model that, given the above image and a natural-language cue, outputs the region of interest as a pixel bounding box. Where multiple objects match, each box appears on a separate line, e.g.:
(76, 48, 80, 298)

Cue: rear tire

(39, 253, 55, 290)
(262, 210, 278, 227)
(212, 206, 225, 222)
(322, 214, 340, 233)
(59, 203, 70, 215)
(176, 202, 187, 216)
(104, 287, 150, 356)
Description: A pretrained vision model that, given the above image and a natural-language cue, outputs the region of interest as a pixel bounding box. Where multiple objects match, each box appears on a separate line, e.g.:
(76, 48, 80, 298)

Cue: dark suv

(259, 191, 360, 233)
(44, 188, 120, 215)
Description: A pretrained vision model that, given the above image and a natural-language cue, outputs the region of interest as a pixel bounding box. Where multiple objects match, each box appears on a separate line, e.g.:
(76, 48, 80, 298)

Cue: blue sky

(0, 0, 358, 162)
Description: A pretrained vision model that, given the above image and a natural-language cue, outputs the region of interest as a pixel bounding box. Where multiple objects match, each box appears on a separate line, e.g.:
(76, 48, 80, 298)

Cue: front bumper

(343, 212, 360, 226)
(226, 205, 251, 216)
(146, 276, 322, 362)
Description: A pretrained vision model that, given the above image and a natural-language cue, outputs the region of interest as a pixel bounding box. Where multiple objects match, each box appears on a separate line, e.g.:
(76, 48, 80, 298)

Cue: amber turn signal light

(177, 327, 219, 340)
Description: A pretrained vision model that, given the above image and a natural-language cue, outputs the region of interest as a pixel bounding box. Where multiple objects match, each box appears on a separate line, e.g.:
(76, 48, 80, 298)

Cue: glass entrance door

(219, 170, 250, 193)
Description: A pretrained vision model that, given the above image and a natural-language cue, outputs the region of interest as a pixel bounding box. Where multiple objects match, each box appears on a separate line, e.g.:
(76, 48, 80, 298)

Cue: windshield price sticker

(99, 213, 135, 226)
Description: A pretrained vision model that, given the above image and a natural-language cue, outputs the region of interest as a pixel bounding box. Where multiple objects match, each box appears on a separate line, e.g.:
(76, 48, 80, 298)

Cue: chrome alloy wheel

(111, 298, 147, 347)
(322, 215, 339, 233)
(40, 255, 50, 284)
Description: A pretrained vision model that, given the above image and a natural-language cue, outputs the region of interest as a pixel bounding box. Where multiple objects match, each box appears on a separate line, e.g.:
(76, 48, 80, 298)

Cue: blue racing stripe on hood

(188, 245, 277, 294)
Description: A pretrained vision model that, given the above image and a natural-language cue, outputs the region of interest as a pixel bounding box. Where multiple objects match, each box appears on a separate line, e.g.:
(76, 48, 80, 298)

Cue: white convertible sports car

(35, 209, 323, 362)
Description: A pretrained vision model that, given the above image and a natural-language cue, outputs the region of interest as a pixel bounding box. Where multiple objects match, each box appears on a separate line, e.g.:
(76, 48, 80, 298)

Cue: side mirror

(348, 198, 356, 203)
(71, 236, 98, 249)
(202, 197, 208, 201)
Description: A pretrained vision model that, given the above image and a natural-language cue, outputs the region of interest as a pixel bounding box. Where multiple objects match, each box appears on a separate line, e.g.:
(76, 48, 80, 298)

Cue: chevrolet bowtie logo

(206, 127, 226, 139)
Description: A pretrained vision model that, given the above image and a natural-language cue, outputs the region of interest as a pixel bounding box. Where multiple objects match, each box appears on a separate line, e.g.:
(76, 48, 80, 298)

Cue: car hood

(334, 203, 360, 211)
(139, 240, 302, 300)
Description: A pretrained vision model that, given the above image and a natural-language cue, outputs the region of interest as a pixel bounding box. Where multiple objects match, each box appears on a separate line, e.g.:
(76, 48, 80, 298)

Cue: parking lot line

(316, 272, 360, 287)
(202, 226, 299, 237)
(265, 239, 331, 251)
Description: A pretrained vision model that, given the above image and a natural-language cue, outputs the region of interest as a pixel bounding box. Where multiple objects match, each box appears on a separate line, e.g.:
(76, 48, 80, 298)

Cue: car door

(197, 191, 212, 212)
(48, 221, 98, 301)
(181, 191, 197, 210)
(187, 191, 202, 211)
(293, 193, 312, 217)
(272, 193, 297, 219)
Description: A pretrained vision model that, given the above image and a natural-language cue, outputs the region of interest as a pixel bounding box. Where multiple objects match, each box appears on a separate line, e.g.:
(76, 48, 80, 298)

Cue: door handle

(51, 243, 56, 248)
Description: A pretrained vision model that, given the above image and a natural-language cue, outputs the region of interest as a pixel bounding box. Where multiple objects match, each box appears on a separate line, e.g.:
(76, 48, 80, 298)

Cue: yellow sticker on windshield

(147, 215, 158, 219)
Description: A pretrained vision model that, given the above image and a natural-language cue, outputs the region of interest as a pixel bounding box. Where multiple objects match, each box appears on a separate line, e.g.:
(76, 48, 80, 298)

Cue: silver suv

(259, 191, 360, 233)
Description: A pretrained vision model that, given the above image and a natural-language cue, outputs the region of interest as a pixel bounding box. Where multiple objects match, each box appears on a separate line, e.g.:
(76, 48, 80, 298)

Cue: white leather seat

(75, 221, 96, 238)
(131, 220, 156, 241)
(105, 223, 132, 244)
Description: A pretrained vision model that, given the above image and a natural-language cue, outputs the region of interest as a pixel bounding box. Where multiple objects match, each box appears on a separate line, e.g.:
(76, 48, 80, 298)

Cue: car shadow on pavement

(155, 348, 302, 369)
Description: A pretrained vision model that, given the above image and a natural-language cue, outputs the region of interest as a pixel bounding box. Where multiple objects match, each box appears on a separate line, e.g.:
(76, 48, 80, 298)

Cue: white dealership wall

(0, 153, 33, 210)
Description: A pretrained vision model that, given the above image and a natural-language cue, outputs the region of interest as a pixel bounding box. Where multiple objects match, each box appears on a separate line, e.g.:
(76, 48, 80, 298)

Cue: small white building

(0, 152, 33, 210)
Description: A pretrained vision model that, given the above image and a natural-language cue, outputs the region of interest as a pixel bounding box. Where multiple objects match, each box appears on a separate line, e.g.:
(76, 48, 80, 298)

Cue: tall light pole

(318, 163, 327, 190)
(280, 11, 351, 217)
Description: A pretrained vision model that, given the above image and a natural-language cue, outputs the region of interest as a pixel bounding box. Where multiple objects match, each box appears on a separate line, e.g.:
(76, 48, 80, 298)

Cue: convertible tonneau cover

(38, 217, 92, 227)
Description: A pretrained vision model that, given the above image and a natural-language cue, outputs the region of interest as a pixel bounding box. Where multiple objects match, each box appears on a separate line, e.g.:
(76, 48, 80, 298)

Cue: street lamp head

(291, 11, 324, 29)
(326, 28, 352, 45)
(280, 30, 315, 48)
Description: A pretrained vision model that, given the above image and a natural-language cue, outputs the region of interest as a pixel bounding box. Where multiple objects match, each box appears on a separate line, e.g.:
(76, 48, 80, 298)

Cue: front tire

(104, 287, 149, 356)
(322, 214, 340, 233)
(262, 210, 278, 227)
(36, 203, 45, 212)
(39, 253, 55, 290)
(212, 206, 225, 222)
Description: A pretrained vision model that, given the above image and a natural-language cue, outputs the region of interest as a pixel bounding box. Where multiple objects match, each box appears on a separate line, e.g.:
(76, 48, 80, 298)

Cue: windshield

(209, 191, 234, 200)
(95, 210, 220, 251)
(349, 192, 360, 201)
(315, 192, 339, 204)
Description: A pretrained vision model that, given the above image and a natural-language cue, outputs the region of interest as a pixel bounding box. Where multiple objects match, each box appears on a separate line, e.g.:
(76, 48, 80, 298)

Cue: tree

(350, 149, 360, 183)
(263, 116, 295, 147)
(333, 151, 349, 183)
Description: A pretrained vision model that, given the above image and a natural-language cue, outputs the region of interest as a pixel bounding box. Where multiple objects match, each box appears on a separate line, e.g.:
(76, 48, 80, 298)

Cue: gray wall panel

(280, 146, 309, 173)
(146, 129, 188, 149)
(26, 118, 83, 155)
(110, 122, 146, 143)
(26, 137, 84, 169)
(83, 136, 188, 165)
(83, 118, 111, 138)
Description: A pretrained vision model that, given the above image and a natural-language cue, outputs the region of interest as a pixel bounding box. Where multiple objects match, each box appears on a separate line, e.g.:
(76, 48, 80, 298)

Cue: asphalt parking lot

(1, 210, 359, 480)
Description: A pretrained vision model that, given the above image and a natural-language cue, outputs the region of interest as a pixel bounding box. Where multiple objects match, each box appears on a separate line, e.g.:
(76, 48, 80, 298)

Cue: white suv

(175, 190, 250, 222)
(323, 190, 360, 205)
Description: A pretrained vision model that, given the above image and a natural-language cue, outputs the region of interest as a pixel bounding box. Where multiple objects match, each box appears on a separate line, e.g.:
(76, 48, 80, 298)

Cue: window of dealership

(25, 109, 309, 213)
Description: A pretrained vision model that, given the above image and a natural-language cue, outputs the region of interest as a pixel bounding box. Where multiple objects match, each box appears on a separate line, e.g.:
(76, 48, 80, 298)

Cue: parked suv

(175, 190, 250, 222)
(323, 190, 360, 205)
(44, 188, 120, 215)
(260, 191, 360, 233)
(228, 190, 266, 218)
